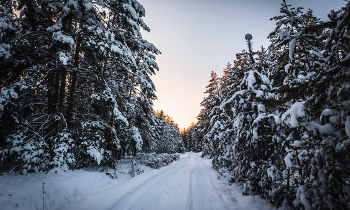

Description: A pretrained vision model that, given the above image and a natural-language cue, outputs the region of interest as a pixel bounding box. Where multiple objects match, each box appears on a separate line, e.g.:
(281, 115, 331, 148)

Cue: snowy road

(57, 153, 275, 210)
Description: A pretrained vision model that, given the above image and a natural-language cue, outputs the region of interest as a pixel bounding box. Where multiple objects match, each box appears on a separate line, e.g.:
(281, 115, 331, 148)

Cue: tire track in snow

(200, 156, 229, 210)
(185, 165, 195, 210)
(155, 153, 195, 210)
(107, 154, 193, 210)
(59, 153, 237, 210)
(186, 154, 229, 210)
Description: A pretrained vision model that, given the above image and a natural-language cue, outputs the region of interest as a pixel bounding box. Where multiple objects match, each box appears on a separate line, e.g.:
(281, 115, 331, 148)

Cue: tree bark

(66, 35, 81, 126)
(59, 67, 67, 112)
(47, 8, 56, 115)
(59, 17, 72, 113)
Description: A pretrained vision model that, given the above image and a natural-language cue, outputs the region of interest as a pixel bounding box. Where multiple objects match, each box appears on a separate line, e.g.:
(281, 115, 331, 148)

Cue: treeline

(154, 110, 184, 154)
(0, 0, 183, 173)
(183, 1, 350, 209)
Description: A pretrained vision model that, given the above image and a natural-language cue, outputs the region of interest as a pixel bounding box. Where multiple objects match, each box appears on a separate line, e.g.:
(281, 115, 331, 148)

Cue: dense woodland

(2, 0, 350, 209)
(0, 0, 183, 173)
(183, 1, 350, 209)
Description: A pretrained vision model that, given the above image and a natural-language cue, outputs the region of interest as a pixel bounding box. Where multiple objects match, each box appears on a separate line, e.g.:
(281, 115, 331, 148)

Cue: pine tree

(199, 71, 221, 156)
(154, 110, 184, 154)
(266, 1, 331, 207)
(300, 2, 350, 209)
(0, 0, 167, 173)
(184, 1, 350, 209)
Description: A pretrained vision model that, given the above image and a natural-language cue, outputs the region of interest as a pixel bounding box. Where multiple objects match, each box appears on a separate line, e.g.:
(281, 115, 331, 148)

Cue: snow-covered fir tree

(185, 1, 350, 209)
(0, 0, 183, 174)
(198, 71, 222, 156)
(299, 2, 350, 209)
(154, 110, 184, 154)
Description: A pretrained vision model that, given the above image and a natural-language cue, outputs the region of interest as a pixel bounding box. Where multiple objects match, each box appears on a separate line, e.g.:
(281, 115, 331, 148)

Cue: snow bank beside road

(0, 169, 120, 210)
(202, 158, 278, 210)
(0, 153, 179, 210)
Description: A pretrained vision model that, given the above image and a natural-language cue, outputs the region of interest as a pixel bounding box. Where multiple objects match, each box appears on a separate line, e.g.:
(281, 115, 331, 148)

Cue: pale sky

(138, 0, 346, 129)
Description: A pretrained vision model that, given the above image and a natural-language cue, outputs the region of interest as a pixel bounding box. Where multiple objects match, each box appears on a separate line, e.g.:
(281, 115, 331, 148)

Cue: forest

(182, 1, 350, 209)
(1, 0, 350, 209)
(0, 0, 183, 173)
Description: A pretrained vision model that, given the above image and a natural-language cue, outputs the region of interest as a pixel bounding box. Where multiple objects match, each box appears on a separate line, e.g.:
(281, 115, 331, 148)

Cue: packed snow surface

(0, 152, 277, 210)
(59, 152, 276, 210)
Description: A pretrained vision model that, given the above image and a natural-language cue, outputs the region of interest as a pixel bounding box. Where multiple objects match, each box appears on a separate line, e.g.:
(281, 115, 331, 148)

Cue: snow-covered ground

(1, 152, 278, 210)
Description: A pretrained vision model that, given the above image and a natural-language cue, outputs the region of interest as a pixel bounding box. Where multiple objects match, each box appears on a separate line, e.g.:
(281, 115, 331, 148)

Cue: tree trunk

(59, 67, 67, 112)
(286, 168, 289, 191)
(47, 9, 55, 115)
(67, 35, 81, 126)
(59, 17, 73, 113)
(117, 151, 122, 160)
(133, 145, 136, 156)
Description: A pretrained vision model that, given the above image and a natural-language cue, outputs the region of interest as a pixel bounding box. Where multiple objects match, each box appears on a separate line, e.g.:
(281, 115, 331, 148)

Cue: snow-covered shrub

(49, 130, 75, 172)
(1, 131, 48, 174)
(129, 160, 143, 177)
(136, 153, 180, 169)
(105, 168, 118, 179)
